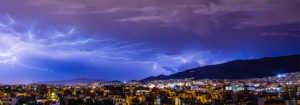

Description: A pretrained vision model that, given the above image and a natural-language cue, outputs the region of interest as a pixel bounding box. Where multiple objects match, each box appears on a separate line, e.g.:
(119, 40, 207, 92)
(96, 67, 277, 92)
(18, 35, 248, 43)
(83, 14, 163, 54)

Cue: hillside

(141, 55, 300, 82)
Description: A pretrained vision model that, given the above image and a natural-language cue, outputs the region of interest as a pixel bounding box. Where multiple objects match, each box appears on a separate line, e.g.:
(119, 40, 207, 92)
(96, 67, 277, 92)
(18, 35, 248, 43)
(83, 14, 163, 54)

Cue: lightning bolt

(0, 56, 16, 63)
(0, 14, 213, 75)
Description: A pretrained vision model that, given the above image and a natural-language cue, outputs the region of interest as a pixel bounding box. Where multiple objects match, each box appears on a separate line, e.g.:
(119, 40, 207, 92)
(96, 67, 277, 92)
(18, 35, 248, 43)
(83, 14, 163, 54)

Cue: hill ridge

(141, 54, 300, 82)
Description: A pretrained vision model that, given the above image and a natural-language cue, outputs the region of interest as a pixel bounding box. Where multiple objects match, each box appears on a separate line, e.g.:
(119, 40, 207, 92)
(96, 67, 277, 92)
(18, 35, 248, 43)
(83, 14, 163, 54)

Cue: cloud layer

(0, 0, 299, 84)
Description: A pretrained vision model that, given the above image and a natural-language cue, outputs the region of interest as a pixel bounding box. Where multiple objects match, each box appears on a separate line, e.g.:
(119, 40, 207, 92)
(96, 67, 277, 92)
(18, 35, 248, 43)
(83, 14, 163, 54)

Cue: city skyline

(0, 0, 300, 84)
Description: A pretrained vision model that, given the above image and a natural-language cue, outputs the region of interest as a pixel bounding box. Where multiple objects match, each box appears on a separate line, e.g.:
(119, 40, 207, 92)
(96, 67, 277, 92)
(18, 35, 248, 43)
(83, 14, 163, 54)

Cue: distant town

(1, 72, 300, 105)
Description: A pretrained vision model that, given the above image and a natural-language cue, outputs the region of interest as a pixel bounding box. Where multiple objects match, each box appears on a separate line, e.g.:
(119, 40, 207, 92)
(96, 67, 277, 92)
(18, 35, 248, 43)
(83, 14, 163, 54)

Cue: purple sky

(0, 0, 299, 84)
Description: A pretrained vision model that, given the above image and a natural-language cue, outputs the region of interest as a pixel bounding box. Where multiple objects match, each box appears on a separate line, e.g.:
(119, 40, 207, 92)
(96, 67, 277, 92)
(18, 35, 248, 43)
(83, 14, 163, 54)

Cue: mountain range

(34, 78, 107, 85)
(141, 54, 300, 82)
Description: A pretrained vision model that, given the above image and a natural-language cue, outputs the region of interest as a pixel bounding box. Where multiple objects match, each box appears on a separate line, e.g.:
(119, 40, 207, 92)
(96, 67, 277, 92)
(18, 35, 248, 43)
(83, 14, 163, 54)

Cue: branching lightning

(0, 14, 213, 75)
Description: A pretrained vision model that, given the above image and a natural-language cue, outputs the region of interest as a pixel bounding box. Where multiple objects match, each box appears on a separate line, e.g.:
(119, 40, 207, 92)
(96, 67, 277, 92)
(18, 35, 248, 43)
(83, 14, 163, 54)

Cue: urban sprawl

(1, 72, 300, 105)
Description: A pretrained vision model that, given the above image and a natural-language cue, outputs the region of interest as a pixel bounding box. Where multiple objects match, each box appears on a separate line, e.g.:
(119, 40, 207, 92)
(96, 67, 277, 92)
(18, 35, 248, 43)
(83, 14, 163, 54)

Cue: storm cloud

(0, 0, 299, 84)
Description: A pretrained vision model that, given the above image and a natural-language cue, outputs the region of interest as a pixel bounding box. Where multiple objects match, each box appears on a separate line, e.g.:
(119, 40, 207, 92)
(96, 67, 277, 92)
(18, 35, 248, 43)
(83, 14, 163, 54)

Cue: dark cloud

(0, 0, 299, 83)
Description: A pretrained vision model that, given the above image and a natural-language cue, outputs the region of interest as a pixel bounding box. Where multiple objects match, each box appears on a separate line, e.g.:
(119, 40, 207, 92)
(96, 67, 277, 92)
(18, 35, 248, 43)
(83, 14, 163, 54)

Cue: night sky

(0, 0, 299, 84)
